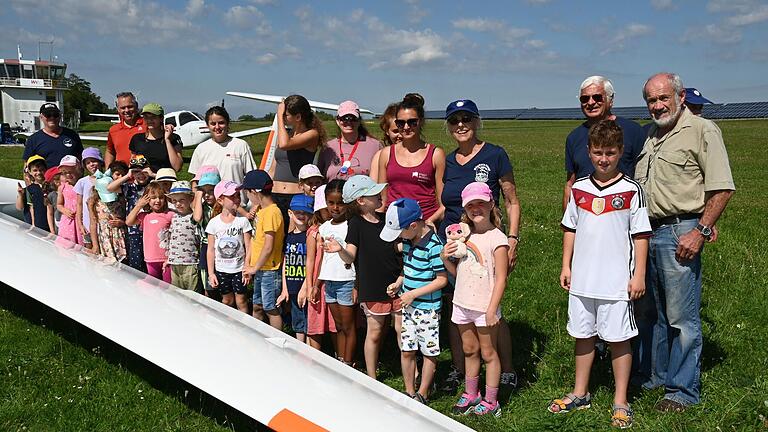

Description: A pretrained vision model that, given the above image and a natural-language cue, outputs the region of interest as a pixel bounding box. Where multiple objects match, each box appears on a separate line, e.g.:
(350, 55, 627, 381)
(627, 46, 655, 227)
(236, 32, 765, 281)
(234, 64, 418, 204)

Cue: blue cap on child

(290, 194, 314, 214)
(380, 198, 422, 242)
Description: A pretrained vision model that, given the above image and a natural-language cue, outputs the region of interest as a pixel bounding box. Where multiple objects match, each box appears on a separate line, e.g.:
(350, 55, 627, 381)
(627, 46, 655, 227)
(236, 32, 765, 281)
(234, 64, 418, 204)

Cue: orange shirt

(107, 117, 145, 164)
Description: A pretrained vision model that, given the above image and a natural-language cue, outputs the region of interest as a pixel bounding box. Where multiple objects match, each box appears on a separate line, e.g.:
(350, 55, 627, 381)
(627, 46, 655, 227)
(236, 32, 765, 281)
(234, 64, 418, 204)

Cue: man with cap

(22, 103, 83, 176)
(128, 103, 183, 174)
(563, 76, 646, 210)
(105, 92, 145, 166)
(683, 88, 714, 117)
(635, 72, 735, 412)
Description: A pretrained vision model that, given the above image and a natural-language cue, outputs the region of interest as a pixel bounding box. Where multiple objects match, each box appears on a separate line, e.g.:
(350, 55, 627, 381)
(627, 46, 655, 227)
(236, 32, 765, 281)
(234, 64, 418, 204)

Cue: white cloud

(706, 0, 756, 13)
(726, 4, 768, 26)
(650, 0, 675, 10)
(225, 5, 267, 31)
(600, 23, 651, 55)
(404, 0, 428, 24)
(186, 0, 205, 17)
(452, 18, 505, 32)
(255, 52, 277, 64)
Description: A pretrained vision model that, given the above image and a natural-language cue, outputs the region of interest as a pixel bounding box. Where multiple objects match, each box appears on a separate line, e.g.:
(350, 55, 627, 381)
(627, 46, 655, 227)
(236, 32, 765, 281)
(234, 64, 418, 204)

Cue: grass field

(1, 119, 766, 431)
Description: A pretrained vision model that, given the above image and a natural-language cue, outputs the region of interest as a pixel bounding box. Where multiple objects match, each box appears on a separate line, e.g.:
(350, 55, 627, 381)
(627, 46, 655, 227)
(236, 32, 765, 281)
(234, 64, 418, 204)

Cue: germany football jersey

(561, 174, 652, 300)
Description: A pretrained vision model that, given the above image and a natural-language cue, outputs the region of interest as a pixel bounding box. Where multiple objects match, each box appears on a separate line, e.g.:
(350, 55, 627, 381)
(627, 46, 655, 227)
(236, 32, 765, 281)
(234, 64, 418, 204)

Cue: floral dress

(95, 198, 127, 263)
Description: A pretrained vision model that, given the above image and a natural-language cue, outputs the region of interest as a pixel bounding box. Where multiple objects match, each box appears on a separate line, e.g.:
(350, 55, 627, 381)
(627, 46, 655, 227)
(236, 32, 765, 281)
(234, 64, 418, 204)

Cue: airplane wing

(89, 113, 119, 119)
(79, 135, 108, 142)
(0, 213, 474, 432)
(226, 92, 376, 115)
(229, 126, 273, 139)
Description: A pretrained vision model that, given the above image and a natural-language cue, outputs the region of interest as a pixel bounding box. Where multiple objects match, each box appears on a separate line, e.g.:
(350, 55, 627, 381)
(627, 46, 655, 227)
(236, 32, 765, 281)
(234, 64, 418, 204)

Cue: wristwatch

(695, 223, 712, 240)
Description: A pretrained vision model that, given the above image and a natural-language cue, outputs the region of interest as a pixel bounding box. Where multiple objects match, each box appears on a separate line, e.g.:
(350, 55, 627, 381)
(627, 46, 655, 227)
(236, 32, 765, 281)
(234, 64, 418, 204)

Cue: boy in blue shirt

(381, 198, 447, 404)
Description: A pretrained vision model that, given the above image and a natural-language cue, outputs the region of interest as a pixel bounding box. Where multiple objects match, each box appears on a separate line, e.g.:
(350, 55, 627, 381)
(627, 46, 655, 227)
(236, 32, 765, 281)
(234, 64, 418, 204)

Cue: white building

(0, 58, 68, 133)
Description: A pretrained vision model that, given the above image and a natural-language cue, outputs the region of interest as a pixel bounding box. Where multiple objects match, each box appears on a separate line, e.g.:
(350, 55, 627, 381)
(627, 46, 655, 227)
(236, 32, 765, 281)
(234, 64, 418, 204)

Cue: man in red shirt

(104, 92, 145, 166)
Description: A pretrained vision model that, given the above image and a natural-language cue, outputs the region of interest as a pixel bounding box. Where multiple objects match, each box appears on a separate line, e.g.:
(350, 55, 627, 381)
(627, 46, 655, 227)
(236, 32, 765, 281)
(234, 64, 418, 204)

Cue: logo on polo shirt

(63, 137, 73, 147)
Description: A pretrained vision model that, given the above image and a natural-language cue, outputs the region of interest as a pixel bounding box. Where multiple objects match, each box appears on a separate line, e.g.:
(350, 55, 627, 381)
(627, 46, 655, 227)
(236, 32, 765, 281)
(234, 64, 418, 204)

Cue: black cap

(241, 169, 273, 191)
(39, 103, 60, 116)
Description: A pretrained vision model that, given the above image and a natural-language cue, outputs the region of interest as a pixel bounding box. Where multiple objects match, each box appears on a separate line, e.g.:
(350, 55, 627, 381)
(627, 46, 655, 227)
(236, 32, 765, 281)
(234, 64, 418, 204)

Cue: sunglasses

(337, 115, 359, 123)
(130, 155, 148, 166)
(43, 112, 61, 118)
(394, 118, 419, 128)
(579, 94, 604, 104)
(447, 114, 476, 125)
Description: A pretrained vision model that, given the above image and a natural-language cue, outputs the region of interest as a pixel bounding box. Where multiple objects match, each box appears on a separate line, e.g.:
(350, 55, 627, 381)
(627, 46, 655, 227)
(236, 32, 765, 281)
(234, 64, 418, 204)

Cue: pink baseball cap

(192, 165, 219, 181)
(461, 182, 492, 207)
(58, 155, 79, 168)
(337, 100, 360, 118)
(214, 180, 240, 199)
(313, 185, 327, 212)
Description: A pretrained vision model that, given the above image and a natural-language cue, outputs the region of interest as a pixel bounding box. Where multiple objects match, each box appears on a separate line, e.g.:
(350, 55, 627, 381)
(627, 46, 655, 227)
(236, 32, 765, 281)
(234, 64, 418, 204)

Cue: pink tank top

(385, 144, 439, 219)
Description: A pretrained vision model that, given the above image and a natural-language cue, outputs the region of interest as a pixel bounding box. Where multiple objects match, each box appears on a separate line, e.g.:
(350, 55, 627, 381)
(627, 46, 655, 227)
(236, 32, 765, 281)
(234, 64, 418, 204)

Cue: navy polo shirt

(22, 128, 83, 169)
(439, 142, 512, 239)
(564, 116, 646, 179)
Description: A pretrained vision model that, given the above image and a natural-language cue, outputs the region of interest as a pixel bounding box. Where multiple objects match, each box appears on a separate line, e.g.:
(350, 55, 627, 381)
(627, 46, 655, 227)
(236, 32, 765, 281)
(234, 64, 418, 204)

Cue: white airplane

(84, 111, 271, 148)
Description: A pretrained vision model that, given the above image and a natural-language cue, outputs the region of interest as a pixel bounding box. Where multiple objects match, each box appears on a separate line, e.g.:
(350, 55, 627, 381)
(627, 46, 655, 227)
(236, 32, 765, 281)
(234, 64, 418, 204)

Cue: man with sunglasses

(563, 76, 645, 210)
(22, 103, 83, 178)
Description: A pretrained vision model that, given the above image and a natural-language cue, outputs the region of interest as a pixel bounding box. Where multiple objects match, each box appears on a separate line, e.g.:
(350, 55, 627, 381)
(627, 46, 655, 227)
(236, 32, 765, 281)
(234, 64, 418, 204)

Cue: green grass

(2, 119, 767, 431)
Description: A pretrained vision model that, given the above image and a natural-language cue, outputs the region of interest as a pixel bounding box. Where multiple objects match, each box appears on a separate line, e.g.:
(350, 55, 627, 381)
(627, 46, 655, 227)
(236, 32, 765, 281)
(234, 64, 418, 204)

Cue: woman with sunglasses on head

(377, 93, 445, 229)
(271, 95, 327, 226)
(439, 99, 521, 394)
(317, 101, 382, 182)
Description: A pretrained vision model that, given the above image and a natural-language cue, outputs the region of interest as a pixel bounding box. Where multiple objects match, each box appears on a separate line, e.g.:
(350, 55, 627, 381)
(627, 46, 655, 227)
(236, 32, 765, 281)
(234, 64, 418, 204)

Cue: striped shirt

(402, 230, 445, 310)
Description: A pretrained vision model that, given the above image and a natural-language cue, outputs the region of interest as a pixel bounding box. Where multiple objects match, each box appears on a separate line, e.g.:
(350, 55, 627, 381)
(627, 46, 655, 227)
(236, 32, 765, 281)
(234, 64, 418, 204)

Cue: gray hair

(642, 73, 684, 101)
(115, 92, 138, 107)
(580, 76, 615, 103)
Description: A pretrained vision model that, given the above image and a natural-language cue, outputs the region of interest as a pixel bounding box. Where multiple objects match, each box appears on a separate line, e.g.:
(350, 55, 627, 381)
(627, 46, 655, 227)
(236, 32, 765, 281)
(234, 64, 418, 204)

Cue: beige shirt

(635, 108, 735, 219)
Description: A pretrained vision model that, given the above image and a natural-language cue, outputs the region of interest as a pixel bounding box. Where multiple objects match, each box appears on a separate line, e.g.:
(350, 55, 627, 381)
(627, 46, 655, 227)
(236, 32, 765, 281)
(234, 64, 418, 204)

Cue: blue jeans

(253, 270, 282, 311)
(644, 218, 703, 406)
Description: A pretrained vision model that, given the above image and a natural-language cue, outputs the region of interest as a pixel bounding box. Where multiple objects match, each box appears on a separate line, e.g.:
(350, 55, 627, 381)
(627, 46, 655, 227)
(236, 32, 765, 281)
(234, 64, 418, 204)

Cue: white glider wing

(229, 126, 273, 139)
(0, 214, 473, 432)
(226, 92, 376, 115)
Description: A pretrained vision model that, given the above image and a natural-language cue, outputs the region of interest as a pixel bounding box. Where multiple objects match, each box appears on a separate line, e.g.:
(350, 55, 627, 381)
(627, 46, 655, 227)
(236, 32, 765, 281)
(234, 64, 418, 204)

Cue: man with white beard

(634, 72, 735, 412)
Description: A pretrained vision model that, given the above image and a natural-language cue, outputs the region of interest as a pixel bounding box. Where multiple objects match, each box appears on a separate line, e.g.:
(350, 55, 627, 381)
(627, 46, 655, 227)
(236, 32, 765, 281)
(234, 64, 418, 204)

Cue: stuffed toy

(445, 222, 470, 259)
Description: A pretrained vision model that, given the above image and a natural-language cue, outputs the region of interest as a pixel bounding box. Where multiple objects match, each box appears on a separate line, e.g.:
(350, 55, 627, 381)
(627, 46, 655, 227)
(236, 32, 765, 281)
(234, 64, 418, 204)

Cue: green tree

(237, 114, 257, 121)
(63, 74, 111, 126)
(261, 112, 275, 121)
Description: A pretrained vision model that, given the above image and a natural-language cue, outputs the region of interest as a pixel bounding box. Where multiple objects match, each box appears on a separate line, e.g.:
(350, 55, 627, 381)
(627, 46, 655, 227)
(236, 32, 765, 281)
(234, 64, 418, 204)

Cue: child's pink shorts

(307, 283, 337, 335)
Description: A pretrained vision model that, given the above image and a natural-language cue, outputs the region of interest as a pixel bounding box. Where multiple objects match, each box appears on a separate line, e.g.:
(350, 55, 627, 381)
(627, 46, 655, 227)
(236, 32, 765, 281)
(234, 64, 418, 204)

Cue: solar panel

(425, 102, 768, 120)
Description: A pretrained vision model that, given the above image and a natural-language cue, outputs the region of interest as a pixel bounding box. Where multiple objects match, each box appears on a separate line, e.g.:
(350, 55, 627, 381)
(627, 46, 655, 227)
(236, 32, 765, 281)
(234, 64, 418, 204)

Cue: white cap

(299, 164, 323, 180)
(313, 185, 327, 212)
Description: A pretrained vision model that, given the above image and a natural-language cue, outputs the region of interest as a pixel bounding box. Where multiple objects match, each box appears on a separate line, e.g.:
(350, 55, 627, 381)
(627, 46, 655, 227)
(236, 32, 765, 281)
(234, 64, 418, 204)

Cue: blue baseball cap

(197, 172, 221, 187)
(445, 99, 480, 119)
(380, 198, 423, 242)
(290, 194, 315, 214)
(685, 88, 713, 105)
(242, 169, 273, 192)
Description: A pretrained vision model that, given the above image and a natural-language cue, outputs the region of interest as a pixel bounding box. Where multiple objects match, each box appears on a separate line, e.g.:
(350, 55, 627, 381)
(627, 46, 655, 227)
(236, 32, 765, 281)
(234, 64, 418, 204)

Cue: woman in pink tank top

(377, 94, 445, 227)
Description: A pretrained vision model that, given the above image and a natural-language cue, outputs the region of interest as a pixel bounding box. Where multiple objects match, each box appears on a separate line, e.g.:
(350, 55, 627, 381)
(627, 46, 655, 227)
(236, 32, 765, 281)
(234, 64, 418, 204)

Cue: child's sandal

(547, 392, 591, 414)
(611, 404, 633, 429)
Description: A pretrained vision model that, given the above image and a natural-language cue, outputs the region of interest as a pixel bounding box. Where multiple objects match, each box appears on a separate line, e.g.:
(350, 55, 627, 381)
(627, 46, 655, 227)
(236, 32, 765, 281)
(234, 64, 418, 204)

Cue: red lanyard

(338, 136, 361, 165)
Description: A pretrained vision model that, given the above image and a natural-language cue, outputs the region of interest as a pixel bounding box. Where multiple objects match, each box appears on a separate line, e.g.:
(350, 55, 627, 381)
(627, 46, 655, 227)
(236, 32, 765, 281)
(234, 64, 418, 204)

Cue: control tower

(0, 58, 68, 133)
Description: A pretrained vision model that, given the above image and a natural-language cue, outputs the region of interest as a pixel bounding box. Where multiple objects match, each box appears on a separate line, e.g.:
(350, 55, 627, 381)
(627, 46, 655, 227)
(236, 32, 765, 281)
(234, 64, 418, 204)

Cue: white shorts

(566, 294, 637, 342)
(401, 305, 440, 356)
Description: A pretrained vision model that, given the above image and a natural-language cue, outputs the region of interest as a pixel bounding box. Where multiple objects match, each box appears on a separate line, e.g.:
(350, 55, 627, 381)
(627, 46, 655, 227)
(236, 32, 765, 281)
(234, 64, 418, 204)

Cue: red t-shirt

(107, 117, 146, 164)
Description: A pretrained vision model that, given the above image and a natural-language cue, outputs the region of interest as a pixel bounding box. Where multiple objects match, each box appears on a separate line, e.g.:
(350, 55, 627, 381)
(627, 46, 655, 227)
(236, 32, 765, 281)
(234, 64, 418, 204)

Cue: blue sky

(1, 0, 766, 117)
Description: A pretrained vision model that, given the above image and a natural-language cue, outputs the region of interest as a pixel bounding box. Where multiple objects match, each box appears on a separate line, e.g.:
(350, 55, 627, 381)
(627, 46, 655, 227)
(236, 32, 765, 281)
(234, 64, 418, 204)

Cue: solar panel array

(425, 102, 768, 120)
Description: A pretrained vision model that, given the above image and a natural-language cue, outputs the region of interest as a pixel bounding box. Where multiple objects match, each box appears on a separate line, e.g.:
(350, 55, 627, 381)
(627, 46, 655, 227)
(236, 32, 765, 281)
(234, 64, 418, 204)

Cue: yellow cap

(25, 155, 45, 167)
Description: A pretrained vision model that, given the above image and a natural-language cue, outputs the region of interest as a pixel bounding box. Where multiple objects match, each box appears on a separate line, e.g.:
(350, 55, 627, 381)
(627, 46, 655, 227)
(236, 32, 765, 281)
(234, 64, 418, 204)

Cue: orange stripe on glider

(259, 129, 276, 170)
(267, 409, 328, 432)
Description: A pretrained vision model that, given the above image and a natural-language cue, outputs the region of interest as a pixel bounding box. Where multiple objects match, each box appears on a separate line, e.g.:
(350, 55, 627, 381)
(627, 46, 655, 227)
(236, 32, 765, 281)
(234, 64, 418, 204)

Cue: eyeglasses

(394, 118, 419, 128)
(579, 94, 604, 104)
(130, 155, 147, 166)
(447, 114, 476, 125)
(337, 115, 359, 123)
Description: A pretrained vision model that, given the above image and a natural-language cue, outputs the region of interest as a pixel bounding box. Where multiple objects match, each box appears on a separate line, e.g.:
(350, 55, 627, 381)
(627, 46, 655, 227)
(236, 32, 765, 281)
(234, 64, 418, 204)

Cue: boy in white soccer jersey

(548, 119, 651, 429)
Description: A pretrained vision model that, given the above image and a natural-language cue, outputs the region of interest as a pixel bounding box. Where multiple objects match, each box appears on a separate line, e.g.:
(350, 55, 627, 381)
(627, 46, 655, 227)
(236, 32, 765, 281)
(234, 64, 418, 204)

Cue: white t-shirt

(561, 174, 652, 301)
(188, 137, 256, 185)
(205, 215, 253, 274)
(318, 220, 356, 281)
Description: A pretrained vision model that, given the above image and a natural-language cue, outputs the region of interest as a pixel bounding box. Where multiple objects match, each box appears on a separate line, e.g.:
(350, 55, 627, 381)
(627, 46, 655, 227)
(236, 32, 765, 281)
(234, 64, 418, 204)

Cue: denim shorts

(253, 269, 282, 311)
(324, 280, 355, 306)
(289, 292, 308, 333)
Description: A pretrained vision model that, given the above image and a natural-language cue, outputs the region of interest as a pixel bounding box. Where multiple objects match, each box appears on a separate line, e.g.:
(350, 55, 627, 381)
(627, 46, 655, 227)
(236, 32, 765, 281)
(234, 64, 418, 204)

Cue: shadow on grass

(0, 284, 271, 432)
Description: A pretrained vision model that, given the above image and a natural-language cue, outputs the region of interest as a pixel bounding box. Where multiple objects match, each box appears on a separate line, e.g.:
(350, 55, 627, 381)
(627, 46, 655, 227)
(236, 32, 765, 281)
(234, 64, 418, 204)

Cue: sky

(1, 0, 767, 118)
